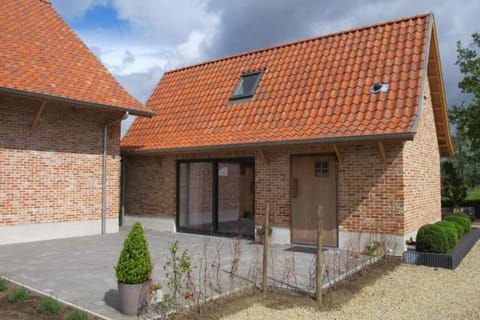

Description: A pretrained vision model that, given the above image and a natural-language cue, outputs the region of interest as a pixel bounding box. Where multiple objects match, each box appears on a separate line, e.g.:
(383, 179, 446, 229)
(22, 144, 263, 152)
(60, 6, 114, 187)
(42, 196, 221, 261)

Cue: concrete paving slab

(0, 227, 375, 319)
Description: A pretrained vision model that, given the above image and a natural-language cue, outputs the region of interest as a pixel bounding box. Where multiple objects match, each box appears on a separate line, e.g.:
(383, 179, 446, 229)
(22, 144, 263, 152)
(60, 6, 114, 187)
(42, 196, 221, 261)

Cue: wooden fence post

(262, 203, 270, 292)
(316, 204, 323, 305)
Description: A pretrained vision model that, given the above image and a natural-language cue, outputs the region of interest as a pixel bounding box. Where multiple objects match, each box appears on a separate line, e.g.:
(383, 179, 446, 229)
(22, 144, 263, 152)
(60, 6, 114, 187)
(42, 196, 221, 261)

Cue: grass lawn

(442, 186, 480, 202)
(466, 186, 480, 201)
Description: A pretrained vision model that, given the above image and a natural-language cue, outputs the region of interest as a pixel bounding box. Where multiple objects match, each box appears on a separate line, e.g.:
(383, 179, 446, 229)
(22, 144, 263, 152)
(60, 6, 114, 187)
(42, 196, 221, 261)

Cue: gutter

(102, 112, 129, 234)
(0, 86, 155, 117)
(121, 132, 416, 156)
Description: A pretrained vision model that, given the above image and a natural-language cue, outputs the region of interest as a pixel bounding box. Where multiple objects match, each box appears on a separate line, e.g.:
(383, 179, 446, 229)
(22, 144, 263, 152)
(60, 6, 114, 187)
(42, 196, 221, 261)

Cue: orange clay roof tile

(122, 13, 434, 151)
(0, 0, 152, 116)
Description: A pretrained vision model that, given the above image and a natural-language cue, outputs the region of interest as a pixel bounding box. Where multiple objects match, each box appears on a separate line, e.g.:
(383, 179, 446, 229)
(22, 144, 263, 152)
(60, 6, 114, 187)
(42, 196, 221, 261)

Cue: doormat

(285, 246, 327, 254)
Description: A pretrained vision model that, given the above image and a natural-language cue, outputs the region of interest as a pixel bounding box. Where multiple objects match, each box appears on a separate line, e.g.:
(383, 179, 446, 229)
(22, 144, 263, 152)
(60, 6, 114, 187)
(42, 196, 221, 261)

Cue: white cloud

(51, 0, 106, 19)
(78, 27, 171, 73)
(111, 0, 220, 45)
(53, 0, 479, 135)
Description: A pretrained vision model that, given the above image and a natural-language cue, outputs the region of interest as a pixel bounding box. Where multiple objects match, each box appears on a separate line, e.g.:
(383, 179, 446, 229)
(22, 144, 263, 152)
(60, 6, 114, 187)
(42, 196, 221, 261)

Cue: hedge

(450, 211, 472, 221)
(445, 214, 471, 234)
(434, 221, 458, 249)
(416, 224, 450, 253)
(446, 220, 465, 238)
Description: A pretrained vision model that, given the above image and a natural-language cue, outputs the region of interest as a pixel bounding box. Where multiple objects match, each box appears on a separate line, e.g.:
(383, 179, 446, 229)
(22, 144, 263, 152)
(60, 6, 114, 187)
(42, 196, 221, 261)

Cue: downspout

(120, 157, 126, 227)
(102, 112, 129, 235)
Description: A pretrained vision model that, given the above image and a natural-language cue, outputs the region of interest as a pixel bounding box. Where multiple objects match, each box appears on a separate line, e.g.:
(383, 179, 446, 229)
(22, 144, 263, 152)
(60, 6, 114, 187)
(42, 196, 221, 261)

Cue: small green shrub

(366, 241, 382, 256)
(451, 211, 472, 221)
(67, 310, 89, 320)
(164, 240, 191, 301)
(445, 219, 464, 237)
(0, 277, 7, 292)
(8, 287, 29, 303)
(416, 224, 449, 253)
(39, 297, 62, 315)
(115, 222, 152, 284)
(445, 215, 471, 234)
(434, 221, 458, 249)
(255, 226, 272, 238)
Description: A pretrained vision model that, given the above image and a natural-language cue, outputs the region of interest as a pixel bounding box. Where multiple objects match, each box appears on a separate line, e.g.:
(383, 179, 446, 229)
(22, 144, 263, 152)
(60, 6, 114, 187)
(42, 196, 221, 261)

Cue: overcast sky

(51, 0, 479, 133)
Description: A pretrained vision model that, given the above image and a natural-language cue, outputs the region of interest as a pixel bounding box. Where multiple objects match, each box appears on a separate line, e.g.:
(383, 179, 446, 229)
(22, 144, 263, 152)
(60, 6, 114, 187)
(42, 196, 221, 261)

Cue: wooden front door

(291, 155, 337, 246)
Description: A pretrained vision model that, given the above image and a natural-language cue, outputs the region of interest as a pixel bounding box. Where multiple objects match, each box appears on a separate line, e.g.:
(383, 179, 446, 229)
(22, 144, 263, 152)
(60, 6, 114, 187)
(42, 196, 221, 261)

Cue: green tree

(441, 161, 467, 207)
(450, 33, 480, 187)
(451, 130, 479, 188)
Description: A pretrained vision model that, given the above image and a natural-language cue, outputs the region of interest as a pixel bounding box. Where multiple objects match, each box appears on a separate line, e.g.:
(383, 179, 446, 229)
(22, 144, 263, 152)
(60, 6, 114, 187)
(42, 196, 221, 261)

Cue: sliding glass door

(217, 162, 254, 236)
(177, 158, 254, 237)
(178, 162, 213, 232)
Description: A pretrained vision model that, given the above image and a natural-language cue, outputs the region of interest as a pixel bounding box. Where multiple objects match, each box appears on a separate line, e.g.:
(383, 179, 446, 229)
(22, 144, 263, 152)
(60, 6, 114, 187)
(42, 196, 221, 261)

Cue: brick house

(0, 0, 153, 244)
(121, 13, 453, 255)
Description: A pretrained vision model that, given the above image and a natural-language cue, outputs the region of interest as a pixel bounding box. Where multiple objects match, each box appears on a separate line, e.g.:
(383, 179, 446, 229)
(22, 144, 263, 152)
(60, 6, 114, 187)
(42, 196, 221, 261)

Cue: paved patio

(0, 227, 376, 319)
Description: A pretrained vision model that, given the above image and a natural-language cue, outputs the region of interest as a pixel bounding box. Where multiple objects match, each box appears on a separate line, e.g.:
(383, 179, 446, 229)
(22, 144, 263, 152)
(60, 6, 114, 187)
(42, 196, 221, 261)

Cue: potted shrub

(115, 222, 152, 315)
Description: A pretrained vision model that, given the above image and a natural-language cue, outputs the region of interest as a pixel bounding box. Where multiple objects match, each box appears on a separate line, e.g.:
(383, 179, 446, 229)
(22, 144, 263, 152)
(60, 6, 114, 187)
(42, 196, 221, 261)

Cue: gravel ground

(223, 242, 480, 320)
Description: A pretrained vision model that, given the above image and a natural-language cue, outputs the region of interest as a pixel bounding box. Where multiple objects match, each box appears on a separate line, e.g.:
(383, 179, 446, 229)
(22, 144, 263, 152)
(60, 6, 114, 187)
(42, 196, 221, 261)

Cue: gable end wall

(403, 78, 441, 233)
(0, 94, 121, 244)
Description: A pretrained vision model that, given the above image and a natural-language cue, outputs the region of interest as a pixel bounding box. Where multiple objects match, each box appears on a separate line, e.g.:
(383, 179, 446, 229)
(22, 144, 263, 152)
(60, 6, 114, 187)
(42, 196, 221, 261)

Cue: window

(230, 71, 263, 100)
(314, 161, 329, 177)
(370, 82, 389, 94)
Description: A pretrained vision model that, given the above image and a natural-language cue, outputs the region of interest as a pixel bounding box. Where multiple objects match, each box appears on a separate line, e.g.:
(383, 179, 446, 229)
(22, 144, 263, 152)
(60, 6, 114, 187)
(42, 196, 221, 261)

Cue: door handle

(292, 178, 298, 198)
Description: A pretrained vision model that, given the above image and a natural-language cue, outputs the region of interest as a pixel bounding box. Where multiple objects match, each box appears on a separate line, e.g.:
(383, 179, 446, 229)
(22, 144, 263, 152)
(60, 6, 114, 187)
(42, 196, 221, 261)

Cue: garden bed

(0, 278, 99, 320)
(403, 227, 480, 269)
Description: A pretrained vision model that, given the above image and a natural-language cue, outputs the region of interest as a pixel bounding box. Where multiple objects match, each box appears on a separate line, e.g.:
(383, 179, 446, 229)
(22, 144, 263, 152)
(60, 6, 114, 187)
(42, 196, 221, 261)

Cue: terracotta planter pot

(118, 280, 151, 315)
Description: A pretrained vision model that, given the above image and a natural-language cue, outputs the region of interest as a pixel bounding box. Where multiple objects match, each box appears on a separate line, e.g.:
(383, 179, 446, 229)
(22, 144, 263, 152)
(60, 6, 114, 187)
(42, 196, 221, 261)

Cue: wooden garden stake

(262, 203, 270, 292)
(316, 204, 323, 305)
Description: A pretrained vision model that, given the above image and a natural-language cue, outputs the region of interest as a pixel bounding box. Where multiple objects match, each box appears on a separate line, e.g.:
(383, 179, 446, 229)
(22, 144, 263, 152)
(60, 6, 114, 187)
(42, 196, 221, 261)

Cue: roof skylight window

(370, 82, 389, 94)
(230, 70, 263, 100)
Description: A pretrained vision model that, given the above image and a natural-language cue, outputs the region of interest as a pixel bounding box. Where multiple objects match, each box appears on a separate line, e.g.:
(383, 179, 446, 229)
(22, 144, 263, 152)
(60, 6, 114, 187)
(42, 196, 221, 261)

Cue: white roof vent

(370, 82, 389, 94)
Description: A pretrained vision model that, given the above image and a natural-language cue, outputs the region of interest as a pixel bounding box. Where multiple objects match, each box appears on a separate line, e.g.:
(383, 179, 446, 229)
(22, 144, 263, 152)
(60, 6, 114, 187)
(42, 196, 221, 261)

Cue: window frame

(314, 160, 329, 177)
(229, 70, 264, 101)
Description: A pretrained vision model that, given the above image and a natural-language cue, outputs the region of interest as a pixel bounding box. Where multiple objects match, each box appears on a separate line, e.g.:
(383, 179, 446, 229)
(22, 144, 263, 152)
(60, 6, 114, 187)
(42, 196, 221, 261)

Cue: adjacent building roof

(122, 13, 453, 155)
(0, 0, 153, 116)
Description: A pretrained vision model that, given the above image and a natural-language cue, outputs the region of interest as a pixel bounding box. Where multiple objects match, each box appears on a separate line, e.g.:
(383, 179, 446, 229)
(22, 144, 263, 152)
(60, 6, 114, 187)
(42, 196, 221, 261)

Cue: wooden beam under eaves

(152, 156, 162, 167)
(378, 141, 387, 164)
(258, 149, 269, 165)
(31, 100, 47, 129)
(332, 144, 343, 166)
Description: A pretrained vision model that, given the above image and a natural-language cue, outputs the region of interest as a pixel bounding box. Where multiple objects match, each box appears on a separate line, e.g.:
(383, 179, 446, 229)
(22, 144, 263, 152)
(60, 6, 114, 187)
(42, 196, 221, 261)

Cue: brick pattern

(124, 143, 399, 232)
(403, 78, 441, 233)
(124, 156, 176, 216)
(0, 94, 121, 226)
(124, 81, 440, 237)
(337, 143, 405, 234)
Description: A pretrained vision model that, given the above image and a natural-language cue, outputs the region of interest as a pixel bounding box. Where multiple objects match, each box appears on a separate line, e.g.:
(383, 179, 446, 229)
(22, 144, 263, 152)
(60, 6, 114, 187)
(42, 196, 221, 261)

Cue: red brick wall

(0, 94, 122, 226)
(124, 80, 441, 237)
(337, 143, 405, 234)
(403, 78, 441, 233)
(124, 155, 176, 216)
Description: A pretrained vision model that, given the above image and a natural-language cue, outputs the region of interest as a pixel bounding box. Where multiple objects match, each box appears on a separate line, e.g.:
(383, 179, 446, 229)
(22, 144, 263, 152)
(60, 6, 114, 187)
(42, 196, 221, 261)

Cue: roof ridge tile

(165, 13, 430, 76)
